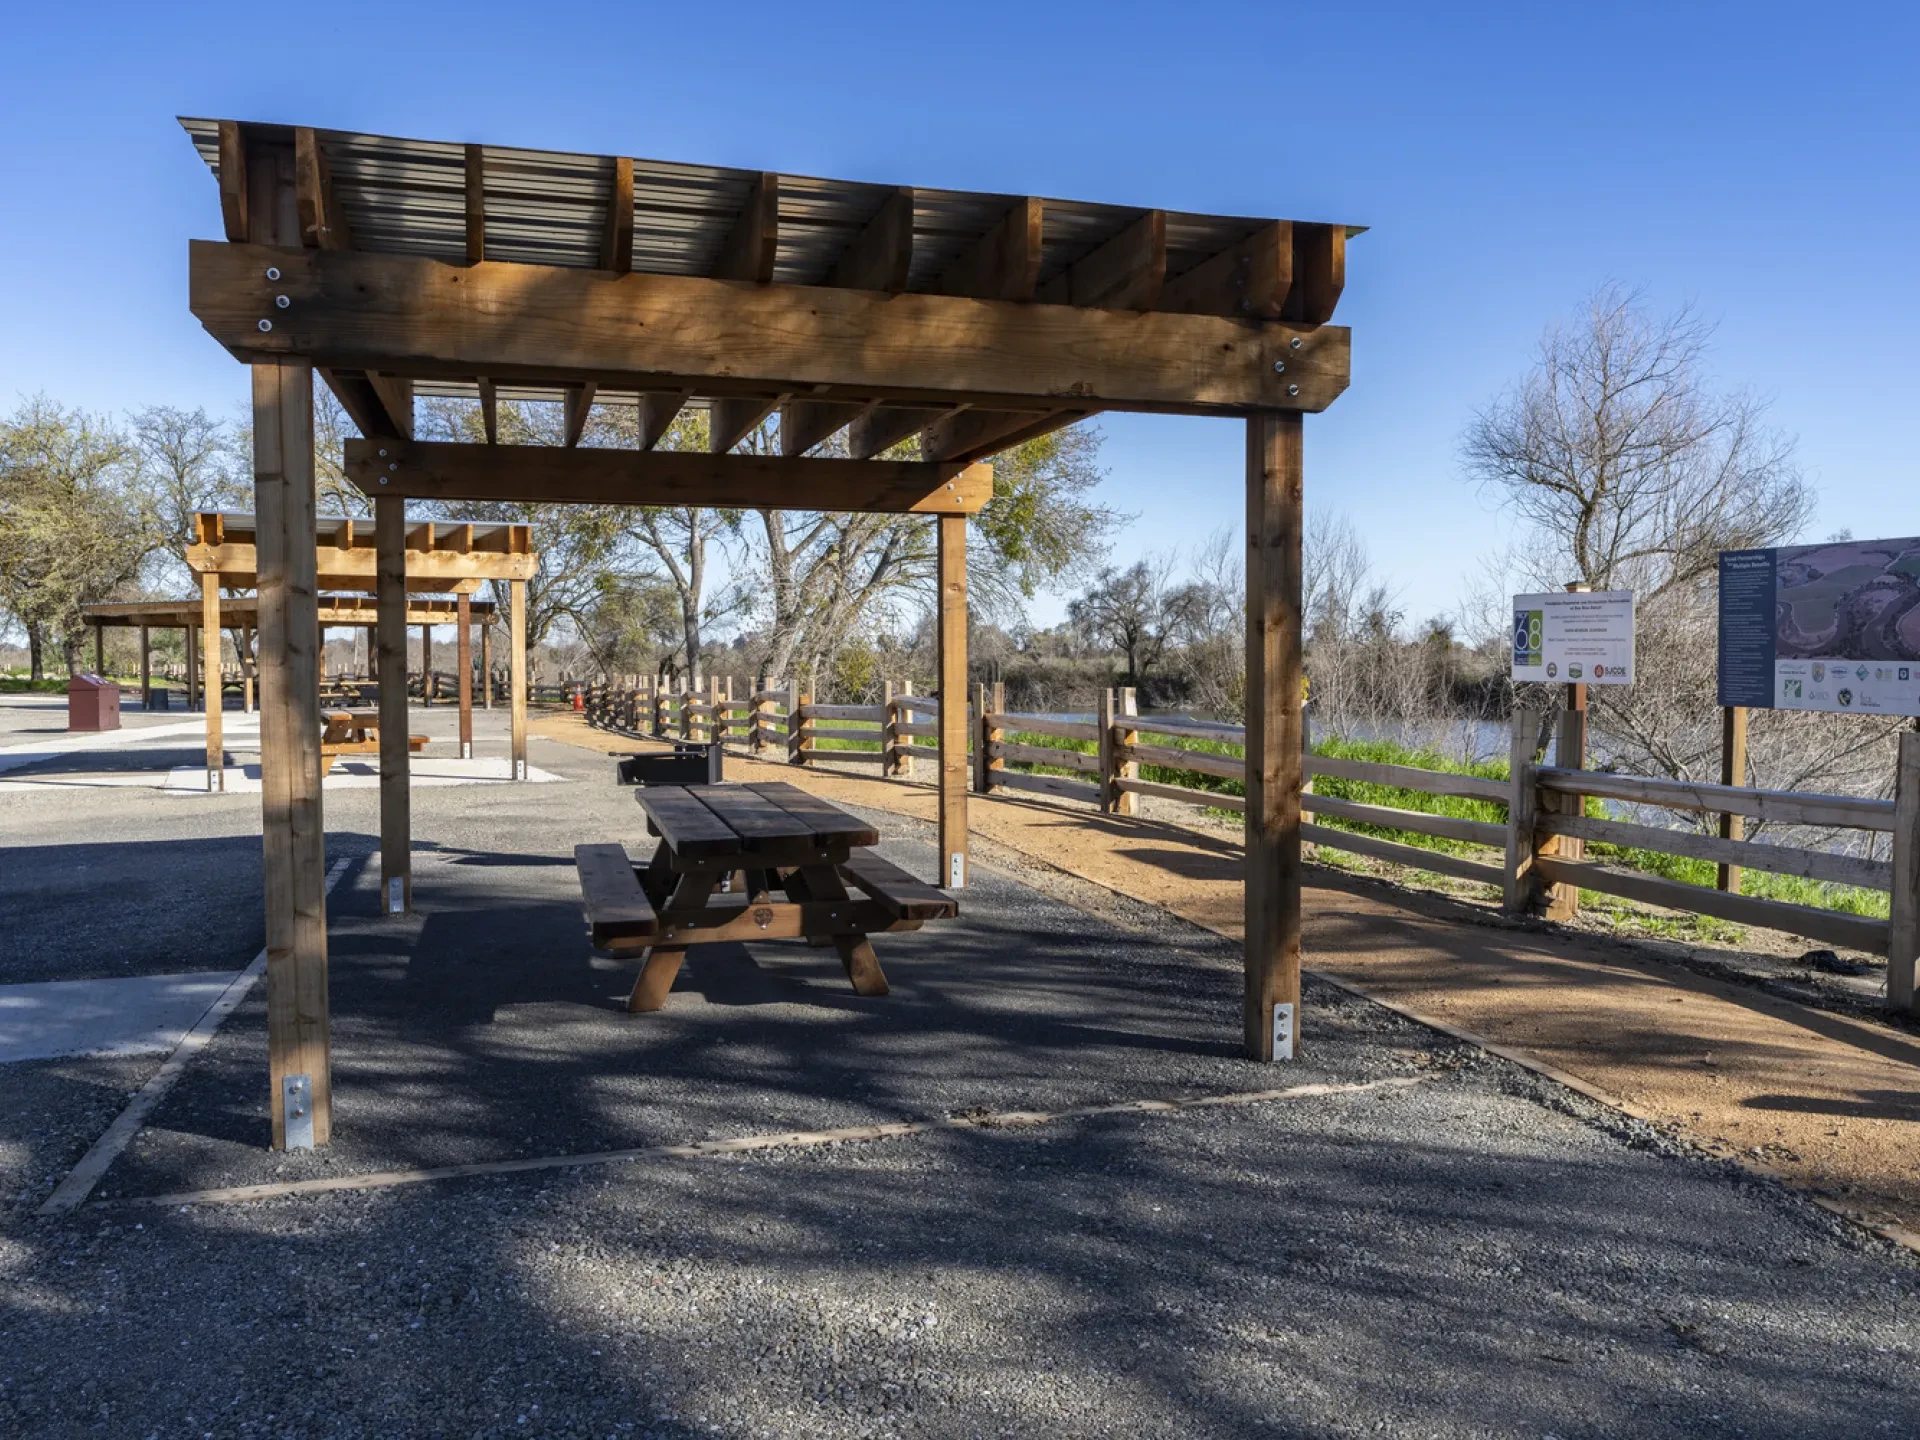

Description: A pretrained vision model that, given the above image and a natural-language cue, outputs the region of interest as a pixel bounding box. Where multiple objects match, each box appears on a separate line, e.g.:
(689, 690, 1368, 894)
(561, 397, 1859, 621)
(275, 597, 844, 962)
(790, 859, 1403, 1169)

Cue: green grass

(0, 676, 77, 694)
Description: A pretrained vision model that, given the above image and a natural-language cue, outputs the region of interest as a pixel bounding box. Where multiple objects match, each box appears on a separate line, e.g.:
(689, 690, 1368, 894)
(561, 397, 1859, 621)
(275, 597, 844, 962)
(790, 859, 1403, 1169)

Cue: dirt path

(539, 715, 1920, 1243)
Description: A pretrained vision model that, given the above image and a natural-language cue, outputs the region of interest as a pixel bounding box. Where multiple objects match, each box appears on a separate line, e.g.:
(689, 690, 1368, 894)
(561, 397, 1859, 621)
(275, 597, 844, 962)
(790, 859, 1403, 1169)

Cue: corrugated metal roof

(181, 117, 1360, 291)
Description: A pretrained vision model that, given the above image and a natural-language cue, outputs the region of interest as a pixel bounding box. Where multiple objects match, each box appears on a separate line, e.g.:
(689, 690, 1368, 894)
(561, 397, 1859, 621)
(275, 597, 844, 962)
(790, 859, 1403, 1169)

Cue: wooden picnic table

(575, 780, 958, 1012)
(320, 707, 426, 775)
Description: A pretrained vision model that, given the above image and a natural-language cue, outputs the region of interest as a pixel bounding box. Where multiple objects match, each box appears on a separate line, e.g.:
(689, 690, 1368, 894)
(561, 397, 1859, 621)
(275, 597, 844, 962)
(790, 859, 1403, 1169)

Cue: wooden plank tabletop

(751, 780, 881, 847)
(635, 782, 880, 861)
(636, 786, 744, 860)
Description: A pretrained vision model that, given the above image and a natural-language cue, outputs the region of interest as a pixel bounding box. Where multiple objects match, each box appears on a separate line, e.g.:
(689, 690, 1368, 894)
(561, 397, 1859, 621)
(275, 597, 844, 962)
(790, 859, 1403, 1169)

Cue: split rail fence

(579, 678, 1920, 1012)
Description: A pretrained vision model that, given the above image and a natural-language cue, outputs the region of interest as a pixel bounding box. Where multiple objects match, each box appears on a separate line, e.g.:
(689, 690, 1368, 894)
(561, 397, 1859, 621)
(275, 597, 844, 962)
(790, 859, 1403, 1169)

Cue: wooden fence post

(1889, 731, 1920, 1013)
(971, 683, 990, 793)
(1097, 688, 1117, 812)
(1503, 707, 1550, 915)
(1545, 699, 1586, 921)
(1301, 704, 1315, 858)
(1116, 686, 1140, 816)
(1717, 705, 1749, 893)
(882, 681, 900, 776)
(789, 688, 813, 766)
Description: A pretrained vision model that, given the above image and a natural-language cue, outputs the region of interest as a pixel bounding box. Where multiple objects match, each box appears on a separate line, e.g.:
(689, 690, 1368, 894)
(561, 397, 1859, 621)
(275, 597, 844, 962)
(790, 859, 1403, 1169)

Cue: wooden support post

(93, 623, 104, 677)
(1503, 707, 1550, 915)
(972, 683, 991, 793)
(254, 356, 330, 1150)
(457, 593, 473, 758)
(1244, 414, 1304, 1061)
(1717, 705, 1749, 893)
(1890, 732, 1920, 1013)
(1545, 685, 1587, 921)
(138, 625, 150, 710)
(938, 515, 969, 889)
(509, 578, 528, 780)
(1116, 686, 1140, 816)
(201, 572, 224, 792)
(375, 495, 411, 914)
(481, 624, 493, 709)
(186, 623, 199, 711)
(420, 624, 432, 706)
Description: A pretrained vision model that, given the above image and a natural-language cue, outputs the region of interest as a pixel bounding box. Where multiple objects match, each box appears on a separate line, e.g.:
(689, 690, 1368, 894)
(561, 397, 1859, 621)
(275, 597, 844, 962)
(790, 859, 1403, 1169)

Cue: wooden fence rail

(571, 676, 1920, 1011)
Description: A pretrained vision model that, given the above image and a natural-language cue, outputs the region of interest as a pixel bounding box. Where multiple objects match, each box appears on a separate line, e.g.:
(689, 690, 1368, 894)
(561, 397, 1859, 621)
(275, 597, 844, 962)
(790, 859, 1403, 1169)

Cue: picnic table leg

(799, 865, 888, 997)
(627, 870, 714, 1013)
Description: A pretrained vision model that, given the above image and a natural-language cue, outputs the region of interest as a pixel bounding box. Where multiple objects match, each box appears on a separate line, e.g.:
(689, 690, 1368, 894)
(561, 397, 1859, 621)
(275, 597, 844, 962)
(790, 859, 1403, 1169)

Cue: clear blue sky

(1, 1, 1913, 631)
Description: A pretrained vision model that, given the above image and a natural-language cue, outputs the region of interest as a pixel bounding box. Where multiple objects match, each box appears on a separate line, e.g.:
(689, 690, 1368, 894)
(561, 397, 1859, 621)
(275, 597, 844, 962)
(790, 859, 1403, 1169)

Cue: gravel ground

(3, 702, 1919, 1436)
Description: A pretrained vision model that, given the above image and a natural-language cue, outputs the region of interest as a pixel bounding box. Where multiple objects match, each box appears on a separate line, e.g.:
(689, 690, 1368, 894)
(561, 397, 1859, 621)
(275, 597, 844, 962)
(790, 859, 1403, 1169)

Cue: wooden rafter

(293, 128, 350, 250)
(828, 188, 915, 291)
(192, 243, 1349, 414)
(343, 440, 992, 515)
(477, 376, 498, 443)
(934, 197, 1043, 301)
(1160, 220, 1291, 320)
(602, 156, 633, 274)
(920, 408, 1084, 464)
(715, 173, 778, 283)
(1037, 210, 1164, 311)
(464, 145, 486, 265)
(849, 406, 953, 460)
(639, 391, 690, 450)
(217, 121, 247, 242)
(780, 399, 874, 457)
(564, 382, 597, 447)
(320, 371, 408, 442)
(1286, 222, 1346, 326)
(709, 395, 784, 454)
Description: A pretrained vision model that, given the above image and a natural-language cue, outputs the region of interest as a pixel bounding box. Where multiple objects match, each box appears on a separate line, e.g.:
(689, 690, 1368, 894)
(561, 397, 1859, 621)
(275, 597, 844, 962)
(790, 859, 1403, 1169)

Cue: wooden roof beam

(639, 391, 690, 450)
(294, 127, 350, 250)
(1037, 210, 1164, 311)
(934, 197, 1042, 301)
(343, 439, 991, 515)
(217, 121, 247, 241)
(191, 242, 1350, 414)
(1160, 220, 1291, 320)
(477, 377, 498, 443)
(601, 156, 633, 274)
(920, 408, 1087, 465)
(780, 399, 874, 457)
(1285, 222, 1346, 325)
(320, 370, 409, 442)
(564, 382, 597, 447)
(464, 145, 485, 265)
(827, 188, 914, 291)
(710, 395, 784, 454)
(850, 406, 959, 460)
(715, 173, 778, 283)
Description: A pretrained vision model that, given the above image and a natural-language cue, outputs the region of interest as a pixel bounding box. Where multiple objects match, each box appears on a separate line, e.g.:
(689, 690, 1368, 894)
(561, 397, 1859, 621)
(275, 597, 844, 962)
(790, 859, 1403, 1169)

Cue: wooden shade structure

(181, 116, 1357, 1149)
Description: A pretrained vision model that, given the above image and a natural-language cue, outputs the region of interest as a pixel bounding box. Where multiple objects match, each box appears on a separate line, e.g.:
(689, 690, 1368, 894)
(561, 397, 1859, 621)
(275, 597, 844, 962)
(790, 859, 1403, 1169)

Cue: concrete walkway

(0, 970, 240, 1062)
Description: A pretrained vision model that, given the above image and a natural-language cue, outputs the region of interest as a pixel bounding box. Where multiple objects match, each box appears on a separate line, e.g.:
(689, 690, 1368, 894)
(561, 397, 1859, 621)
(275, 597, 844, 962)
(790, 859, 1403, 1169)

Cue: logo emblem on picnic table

(753, 906, 774, 930)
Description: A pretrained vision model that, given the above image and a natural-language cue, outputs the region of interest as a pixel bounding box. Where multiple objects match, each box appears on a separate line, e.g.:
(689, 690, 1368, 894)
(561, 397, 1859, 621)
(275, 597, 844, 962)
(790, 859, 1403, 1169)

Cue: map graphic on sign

(1717, 537, 1920, 717)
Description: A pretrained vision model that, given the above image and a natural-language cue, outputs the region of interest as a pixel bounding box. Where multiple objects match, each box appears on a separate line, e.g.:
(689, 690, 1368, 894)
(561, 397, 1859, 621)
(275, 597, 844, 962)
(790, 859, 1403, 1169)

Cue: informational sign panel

(1511, 590, 1636, 685)
(1719, 538, 1920, 716)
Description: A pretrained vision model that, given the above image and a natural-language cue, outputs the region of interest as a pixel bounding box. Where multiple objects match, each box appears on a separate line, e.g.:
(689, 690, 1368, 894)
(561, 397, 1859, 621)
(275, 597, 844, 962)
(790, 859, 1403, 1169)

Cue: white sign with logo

(1511, 590, 1636, 685)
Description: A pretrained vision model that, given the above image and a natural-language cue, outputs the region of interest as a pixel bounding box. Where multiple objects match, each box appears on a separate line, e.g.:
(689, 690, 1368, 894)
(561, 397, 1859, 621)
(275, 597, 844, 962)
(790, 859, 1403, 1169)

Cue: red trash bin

(68, 673, 121, 732)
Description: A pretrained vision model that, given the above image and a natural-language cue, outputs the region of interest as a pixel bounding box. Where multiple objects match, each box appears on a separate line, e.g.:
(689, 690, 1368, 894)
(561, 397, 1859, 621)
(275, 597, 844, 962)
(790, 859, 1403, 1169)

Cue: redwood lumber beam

(343, 439, 992, 514)
(937, 515, 969, 888)
(934, 197, 1042, 301)
(201, 571, 224, 792)
(464, 145, 486, 264)
(780, 399, 872, 457)
(1161, 220, 1291, 320)
(601, 156, 633, 274)
(849, 406, 950, 460)
(920, 408, 1085, 464)
(715, 173, 779, 283)
(191, 242, 1350, 415)
(1037, 210, 1165, 310)
(189, 539, 537, 585)
(828, 188, 915, 291)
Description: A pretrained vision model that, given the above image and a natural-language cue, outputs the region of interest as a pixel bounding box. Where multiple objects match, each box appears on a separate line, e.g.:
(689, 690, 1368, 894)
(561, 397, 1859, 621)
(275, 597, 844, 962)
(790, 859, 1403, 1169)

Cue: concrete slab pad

(160, 756, 563, 793)
(0, 970, 242, 1062)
